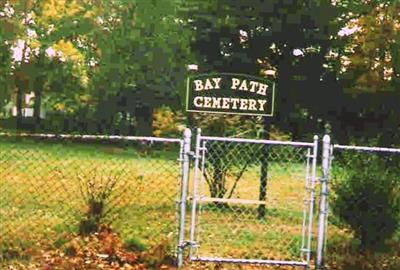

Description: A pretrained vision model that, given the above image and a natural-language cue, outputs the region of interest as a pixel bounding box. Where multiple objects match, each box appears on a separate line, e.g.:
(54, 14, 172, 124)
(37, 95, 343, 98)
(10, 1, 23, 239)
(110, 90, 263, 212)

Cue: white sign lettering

(187, 73, 275, 117)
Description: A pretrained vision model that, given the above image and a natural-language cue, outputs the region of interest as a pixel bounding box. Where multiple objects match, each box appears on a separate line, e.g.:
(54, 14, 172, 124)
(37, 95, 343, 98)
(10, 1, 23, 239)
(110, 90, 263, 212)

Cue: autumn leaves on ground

(5, 226, 174, 270)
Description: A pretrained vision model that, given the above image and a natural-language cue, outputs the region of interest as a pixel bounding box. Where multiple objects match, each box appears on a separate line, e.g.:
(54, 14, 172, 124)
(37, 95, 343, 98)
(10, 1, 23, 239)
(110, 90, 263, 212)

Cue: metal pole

(306, 135, 318, 264)
(300, 148, 311, 259)
(189, 128, 201, 259)
(316, 135, 330, 270)
(178, 128, 192, 267)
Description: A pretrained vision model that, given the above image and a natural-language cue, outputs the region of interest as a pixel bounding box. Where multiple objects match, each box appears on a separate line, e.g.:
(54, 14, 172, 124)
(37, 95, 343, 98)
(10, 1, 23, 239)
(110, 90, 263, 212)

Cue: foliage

(181, 0, 342, 136)
(0, 0, 92, 124)
(325, 1, 400, 144)
(0, 0, 193, 135)
(152, 106, 186, 137)
(78, 170, 121, 235)
(0, 0, 398, 143)
(91, 0, 192, 135)
(0, 39, 12, 112)
(4, 226, 176, 269)
(338, 2, 400, 93)
(332, 151, 400, 251)
(125, 238, 147, 252)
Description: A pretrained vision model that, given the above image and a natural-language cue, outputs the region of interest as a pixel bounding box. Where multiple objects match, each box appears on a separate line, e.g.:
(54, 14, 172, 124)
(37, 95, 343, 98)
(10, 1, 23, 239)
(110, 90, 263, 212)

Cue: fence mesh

(0, 134, 183, 266)
(326, 145, 400, 268)
(6, 131, 398, 269)
(190, 137, 319, 265)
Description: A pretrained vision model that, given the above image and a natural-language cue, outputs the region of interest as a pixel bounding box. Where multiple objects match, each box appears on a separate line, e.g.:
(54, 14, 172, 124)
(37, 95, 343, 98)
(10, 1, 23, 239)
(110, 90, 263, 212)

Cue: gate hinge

(187, 151, 196, 158)
(319, 177, 330, 185)
(179, 241, 199, 248)
(188, 149, 206, 159)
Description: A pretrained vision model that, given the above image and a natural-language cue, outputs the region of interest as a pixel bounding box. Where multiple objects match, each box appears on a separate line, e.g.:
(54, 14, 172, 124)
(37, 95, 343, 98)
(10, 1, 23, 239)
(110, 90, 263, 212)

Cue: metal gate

(178, 129, 326, 268)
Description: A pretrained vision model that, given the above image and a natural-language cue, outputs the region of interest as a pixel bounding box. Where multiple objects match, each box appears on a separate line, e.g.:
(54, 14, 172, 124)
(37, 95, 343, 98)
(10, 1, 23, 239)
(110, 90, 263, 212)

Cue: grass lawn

(0, 137, 182, 265)
(0, 137, 399, 269)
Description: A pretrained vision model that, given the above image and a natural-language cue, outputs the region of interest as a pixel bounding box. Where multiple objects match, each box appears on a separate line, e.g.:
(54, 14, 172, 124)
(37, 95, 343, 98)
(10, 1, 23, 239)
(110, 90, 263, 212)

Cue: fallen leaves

(4, 225, 176, 270)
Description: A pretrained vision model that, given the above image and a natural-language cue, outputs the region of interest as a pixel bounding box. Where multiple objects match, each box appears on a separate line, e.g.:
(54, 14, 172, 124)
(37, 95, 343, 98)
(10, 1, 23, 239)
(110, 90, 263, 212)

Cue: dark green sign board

(186, 73, 275, 117)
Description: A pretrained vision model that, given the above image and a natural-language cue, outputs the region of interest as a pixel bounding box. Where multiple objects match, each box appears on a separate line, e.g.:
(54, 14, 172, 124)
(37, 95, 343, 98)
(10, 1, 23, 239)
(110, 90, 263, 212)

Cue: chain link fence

(4, 130, 398, 269)
(325, 143, 400, 269)
(0, 133, 183, 265)
(186, 132, 320, 267)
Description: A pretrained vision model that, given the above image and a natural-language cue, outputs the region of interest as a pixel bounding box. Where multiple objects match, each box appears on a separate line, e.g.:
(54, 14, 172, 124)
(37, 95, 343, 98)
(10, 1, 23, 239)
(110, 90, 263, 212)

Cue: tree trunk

(209, 159, 227, 208)
(33, 85, 42, 131)
(258, 118, 271, 219)
(210, 160, 226, 198)
(15, 71, 26, 131)
(135, 105, 154, 136)
(16, 85, 23, 130)
(33, 51, 46, 128)
(15, 37, 29, 131)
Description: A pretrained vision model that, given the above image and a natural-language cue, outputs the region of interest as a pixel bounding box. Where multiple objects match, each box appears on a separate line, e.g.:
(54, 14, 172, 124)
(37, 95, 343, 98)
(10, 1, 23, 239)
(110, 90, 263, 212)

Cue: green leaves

(94, 0, 191, 104)
(333, 151, 400, 251)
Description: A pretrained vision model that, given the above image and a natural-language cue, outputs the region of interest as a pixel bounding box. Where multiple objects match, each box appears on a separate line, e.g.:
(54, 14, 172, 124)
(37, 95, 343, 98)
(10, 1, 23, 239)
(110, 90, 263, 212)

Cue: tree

(0, 25, 12, 113)
(0, 0, 92, 130)
(328, 0, 400, 145)
(182, 0, 340, 217)
(91, 0, 192, 136)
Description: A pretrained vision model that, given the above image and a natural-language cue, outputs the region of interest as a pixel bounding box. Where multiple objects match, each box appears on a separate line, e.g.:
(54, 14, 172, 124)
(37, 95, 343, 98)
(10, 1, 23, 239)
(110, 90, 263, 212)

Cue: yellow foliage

(84, 10, 95, 19)
(79, 94, 91, 103)
(153, 107, 185, 137)
(53, 39, 88, 87)
(96, 48, 102, 57)
(41, 0, 84, 22)
(53, 40, 84, 63)
(53, 102, 65, 111)
(341, 3, 400, 92)
(67, 0, 84, 17)
(42, 0, 66, 21)
(9, 0, 35, 9)
(269, 126, 292, 141)
(30, 39, 41, 49)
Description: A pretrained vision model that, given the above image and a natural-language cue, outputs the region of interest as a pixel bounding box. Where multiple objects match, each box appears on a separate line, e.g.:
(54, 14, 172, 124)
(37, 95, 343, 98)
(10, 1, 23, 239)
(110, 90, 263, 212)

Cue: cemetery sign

(186, 73, 275, 117)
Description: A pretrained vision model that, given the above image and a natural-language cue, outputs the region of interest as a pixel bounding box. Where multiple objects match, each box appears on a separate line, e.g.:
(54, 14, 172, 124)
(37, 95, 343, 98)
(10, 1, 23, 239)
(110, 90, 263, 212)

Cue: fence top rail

(333, 144, 400, 153)
(0, 132, 183, 143)
(200, 135, 315, 147)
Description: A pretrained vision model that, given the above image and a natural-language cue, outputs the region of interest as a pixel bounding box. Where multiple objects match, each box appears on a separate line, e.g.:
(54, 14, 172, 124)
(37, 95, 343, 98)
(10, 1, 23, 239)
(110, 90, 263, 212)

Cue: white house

(10, 91, 46, 119)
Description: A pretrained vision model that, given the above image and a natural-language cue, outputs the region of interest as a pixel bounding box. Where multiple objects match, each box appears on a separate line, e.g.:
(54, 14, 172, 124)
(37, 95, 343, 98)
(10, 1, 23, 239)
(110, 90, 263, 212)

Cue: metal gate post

(178, 128, 192, 267)
(306, 135, 319, 264)
(316, 135, 331, 270)
(189, 128, 202, 259)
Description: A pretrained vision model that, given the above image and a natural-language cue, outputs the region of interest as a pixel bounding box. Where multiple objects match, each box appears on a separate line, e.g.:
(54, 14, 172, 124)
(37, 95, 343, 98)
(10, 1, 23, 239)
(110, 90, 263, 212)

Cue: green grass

(1, 138, 399, 269)
(0, 138, 181, 264)
(0, 138, 316, 265)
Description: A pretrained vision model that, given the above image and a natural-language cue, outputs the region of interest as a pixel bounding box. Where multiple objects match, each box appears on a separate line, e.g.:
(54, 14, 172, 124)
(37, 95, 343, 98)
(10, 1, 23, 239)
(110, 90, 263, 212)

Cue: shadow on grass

(326, 234, 400, 270)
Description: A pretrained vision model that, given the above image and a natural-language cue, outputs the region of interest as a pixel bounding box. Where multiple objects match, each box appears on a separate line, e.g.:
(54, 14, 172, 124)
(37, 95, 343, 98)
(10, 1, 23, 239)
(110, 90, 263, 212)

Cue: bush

(152, 106, 185, 137)
(332, 152, 400, 251)
(78, 170, 121, 235)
